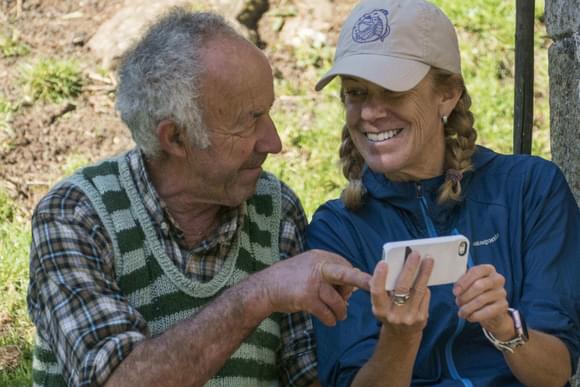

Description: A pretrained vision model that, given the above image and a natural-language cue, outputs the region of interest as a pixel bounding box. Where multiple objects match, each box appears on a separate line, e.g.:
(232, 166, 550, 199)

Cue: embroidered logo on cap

(352, 9, 390, 43)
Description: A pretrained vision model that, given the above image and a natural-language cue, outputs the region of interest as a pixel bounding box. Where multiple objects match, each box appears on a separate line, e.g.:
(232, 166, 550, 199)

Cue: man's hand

(256, 249, 371, 326)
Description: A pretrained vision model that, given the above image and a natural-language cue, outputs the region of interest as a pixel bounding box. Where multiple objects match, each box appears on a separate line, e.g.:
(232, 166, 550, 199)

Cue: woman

(306, 0, 580, 386)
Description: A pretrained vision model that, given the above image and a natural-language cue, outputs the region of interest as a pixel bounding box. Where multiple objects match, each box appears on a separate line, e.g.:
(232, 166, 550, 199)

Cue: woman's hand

(453, 264, 514, 339)
(370, 252, 434, 337)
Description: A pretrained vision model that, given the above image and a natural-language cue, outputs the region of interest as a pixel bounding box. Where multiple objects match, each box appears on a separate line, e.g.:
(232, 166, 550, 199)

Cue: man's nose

(255, 114, 282, 154)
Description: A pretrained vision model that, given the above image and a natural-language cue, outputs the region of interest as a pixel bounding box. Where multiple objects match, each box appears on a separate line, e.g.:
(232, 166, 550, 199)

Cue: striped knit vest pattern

(32, 153, 284, 387)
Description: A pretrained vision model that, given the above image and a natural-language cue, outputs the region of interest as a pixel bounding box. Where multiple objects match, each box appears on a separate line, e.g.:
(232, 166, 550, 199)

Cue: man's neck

(146, 155, 223, 247)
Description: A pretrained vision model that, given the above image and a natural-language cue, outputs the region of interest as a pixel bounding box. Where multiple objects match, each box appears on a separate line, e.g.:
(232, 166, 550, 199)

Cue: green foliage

(266, 79, 345, 217)
(0, 95, 14, 132)
(430, 0, 550, 156)
(0, 190, 33, 381)
(0, 190, 15, 221)
(0, 95, 18, 153)
(61, 153, 90, 177)
(293, 40, 334, 70)
(0, 33, 30, 58)
(19, 58, 83, 103)
(0, 96, 13, 115)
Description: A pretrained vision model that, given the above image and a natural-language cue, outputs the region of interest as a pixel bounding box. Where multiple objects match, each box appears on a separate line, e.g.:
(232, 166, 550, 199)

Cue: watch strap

(482, 308, 529, 353)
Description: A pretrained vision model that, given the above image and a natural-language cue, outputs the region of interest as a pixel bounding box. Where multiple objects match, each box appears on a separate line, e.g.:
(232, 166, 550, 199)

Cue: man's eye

(252, 111, 264, 119)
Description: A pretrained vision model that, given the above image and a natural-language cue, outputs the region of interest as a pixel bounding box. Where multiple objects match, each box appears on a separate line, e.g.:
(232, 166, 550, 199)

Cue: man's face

(183, 37, 282, 207)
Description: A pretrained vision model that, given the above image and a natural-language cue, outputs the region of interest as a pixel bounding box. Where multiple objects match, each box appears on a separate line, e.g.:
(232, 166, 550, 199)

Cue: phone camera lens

(458, 241, 468, 256)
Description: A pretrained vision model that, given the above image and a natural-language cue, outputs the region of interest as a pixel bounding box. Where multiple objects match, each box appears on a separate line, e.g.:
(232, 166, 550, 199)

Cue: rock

(260, 0, 335, 49)
(87, 0, 255, 70)
(546, 0, 580, 206)
(545, 0, 580, 38)
(212, 0, 269, 30)
(548, 34, 580, 205)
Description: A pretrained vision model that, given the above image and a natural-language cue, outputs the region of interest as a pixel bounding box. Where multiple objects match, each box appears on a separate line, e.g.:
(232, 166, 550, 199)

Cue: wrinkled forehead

(199, 37, 274, 120)
(201, 37, 272, 92)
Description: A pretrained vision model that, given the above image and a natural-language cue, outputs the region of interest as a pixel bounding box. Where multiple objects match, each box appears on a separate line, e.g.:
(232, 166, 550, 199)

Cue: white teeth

(365, 128, 403, 142)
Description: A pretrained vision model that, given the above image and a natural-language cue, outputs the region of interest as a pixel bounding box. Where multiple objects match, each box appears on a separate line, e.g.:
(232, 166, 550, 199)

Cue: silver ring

(392, 291, 411, 306)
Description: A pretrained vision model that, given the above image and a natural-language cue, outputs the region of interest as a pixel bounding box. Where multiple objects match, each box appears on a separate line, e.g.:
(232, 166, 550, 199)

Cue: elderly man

(27, 9, 370, 387)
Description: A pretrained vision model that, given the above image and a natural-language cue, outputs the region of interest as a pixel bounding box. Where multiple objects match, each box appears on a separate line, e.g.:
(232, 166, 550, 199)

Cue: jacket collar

(362, 146, 498, 208)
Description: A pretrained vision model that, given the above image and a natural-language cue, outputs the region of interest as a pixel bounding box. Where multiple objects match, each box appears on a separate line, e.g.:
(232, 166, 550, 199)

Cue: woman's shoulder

(474, 146, 562, 181)
(310, 197, 349, 224)
(469, 146, 572, 204)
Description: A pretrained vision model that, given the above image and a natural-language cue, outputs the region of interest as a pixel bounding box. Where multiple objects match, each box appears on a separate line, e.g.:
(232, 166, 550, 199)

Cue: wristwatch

(482, 308, 529, 353)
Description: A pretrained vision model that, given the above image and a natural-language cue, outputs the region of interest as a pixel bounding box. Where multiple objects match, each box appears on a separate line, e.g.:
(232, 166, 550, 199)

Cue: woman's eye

(345, 89, 366, 99)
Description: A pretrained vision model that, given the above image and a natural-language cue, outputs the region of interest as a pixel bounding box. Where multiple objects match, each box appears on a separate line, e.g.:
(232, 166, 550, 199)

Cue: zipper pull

(416, 182, 423, 198)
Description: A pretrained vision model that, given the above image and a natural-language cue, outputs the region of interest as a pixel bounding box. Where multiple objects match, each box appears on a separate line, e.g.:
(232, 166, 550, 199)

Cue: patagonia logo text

(473, 233, 499, 247)
(352, 9, 390, 43)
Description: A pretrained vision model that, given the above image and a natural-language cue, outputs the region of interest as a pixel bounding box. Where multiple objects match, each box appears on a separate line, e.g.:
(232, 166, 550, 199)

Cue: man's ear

(156, 119, 187, 158)
(438, 75, 463, 119)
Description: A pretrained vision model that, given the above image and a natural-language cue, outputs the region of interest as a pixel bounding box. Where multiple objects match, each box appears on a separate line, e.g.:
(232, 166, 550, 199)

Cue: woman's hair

(338, 67, 478, 210)
(116, 9, 241, 158)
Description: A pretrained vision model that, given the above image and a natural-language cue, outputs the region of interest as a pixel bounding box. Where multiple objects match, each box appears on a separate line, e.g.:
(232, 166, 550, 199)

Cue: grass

(0, 32, 30, 58)
(432, 0, 550, 156)
(0, 0, 561, 384)
(61, 153, 90, 178)
(19, 58, 83, 103)
(0, 95, 14, 133)
(0, 191, 33, 385)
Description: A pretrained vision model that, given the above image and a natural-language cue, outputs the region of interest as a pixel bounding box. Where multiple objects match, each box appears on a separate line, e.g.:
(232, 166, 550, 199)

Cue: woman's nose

(360, 95, 390, 122)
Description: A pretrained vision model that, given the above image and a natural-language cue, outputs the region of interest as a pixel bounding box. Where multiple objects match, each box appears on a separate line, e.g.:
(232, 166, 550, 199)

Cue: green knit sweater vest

(32, 153, 283, 387)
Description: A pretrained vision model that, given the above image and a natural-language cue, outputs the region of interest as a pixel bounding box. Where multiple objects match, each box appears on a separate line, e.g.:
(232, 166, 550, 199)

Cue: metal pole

(513, 0, 535, 154)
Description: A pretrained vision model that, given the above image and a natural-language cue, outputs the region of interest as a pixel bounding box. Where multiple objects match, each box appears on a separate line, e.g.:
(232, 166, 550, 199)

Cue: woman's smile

(364, 128, 405, 143)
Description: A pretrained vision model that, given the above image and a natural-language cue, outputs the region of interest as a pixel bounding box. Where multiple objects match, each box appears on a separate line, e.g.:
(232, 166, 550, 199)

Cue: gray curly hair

(116, 8, 242, 158)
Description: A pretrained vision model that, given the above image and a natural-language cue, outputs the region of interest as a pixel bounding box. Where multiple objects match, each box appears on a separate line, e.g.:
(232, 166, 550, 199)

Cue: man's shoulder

(32, 152, 129, 221)
(34, 179, 95, 220)
(34, 150, 138, 217)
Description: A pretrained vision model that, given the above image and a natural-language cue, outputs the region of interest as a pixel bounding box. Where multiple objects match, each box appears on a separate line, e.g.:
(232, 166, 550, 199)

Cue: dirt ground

(1, 0, 130, 213)
(0, 0, 354, 214)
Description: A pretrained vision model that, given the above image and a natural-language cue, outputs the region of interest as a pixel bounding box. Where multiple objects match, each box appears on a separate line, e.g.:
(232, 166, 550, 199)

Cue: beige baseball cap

(315, 0, 461, 92)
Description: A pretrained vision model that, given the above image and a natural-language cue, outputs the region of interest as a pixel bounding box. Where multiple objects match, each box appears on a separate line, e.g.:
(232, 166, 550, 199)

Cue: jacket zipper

(416, 183, 473, 387)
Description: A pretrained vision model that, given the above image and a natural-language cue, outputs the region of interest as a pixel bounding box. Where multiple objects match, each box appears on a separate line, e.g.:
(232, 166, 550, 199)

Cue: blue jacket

(307, 146, 580, 387)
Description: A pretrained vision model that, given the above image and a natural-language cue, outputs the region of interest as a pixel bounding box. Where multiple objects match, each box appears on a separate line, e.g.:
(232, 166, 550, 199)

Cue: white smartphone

(382, 235, 469, 291)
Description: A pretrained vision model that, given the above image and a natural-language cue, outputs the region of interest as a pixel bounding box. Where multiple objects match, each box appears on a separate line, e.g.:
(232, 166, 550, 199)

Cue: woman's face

(342, 74, 447, 181)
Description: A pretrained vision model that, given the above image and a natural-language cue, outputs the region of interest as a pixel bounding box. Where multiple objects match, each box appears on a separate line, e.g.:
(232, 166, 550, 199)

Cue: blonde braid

(339, 124, 367, 210)
(431, 68, 478, 203)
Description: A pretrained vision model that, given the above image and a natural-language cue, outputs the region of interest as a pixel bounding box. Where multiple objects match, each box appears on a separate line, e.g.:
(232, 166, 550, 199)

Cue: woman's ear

(156, 119, 187, 158)
(438, 74, 463, 118)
